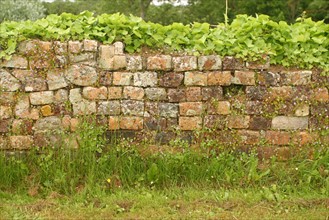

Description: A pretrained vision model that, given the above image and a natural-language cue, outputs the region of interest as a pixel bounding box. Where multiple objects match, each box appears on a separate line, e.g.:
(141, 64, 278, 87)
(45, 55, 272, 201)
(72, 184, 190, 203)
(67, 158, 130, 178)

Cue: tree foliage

(0, 0, 46, 22)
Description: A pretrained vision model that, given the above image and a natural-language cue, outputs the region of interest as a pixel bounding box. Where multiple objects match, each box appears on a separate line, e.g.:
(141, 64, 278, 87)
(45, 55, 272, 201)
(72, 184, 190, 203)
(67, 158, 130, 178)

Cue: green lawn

(1, 188, 328, 219)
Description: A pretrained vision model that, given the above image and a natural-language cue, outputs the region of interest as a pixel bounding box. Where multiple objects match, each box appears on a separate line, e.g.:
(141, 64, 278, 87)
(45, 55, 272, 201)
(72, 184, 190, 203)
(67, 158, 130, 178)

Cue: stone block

(83, 39, 98, 52)
(145, 88, 167, 101)
(267, 86, 294, 101)
(98, 45, 115, 69)
(15, 95, 39, 119)
(179, 102, 203, 116)
(0, 106, 12, 119)
(98, 101, 120, 115)
(1, 55, 28, 69)
(47, 69, 68, 90)
(147, 55, 172, 70)
(257, 71, 280, 86)
(312, 88, 329, 102)
(207, 100, 230, 115)
(222, 56, 244, 70)
(207, 71, 232, 86)
(232, 71, 255, 85)
(249, 117, 271, 130)
(12, 119, 33, 135)
(40, 105, 54, 117)
(295, 104, 309, 116)
(120, 116, 143, 130)
(54, 89, 68, 103)
(292, 131, 319, 146)
(186, 87, 202, 102)
(159, 72, 184, 87)
(108, 87, 123, 99)
(272, 116, 308, 130)
(168, 88, 186, 102)
(281, 70, 312, 85)
(113, 42, 124, 55)
(24, 77, 47, 92)
(172, 56, 197, 71)
(123, 86, 144, 100)
(126, 55, 143, 71)
(237, 130, 260, 145)
(204, 115, 226, 129)
(68, 41, 82, 54)
(0, 69, 21, 91)
(99, 71, 113, 86)
(108, 116, 120, 130)
(82, 86, 108, 100)
(184, 72, 207, 86)
(265, 131, 290, 145)
(113, 72, 133, 85)
(0, 92, 16, 105)
(198, 55, 221, 70)
(0, 136, 8, 149)
(30, 91, 54, 105)
(202, 87, 223, 101)
(134, 72, 157, 87)
(179, 117, 202, 130)
(121, 100, 144, 116)
(144, 117, 166, 131)
(65, 64, 98, 86)
(227, 115, 250, 129)
(9, 136, 33, 149)
(33, 116, 63, 132)
(246, 86, 267, 101)
(72, 101, 96, 115)
(113, 55, 127, 70)
(246, 58, 270, 70)
(0, 119, 12, 133)
(159, 103, 178, 118)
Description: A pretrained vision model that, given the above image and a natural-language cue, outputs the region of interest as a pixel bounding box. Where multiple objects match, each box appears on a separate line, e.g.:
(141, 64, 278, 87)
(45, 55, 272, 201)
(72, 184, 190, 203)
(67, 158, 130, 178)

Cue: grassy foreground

(1, 188, 328, 219)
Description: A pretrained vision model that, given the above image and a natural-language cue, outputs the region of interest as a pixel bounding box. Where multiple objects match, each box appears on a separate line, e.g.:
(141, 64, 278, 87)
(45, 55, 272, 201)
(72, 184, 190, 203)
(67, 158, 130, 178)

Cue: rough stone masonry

(1, 40, 329, 157)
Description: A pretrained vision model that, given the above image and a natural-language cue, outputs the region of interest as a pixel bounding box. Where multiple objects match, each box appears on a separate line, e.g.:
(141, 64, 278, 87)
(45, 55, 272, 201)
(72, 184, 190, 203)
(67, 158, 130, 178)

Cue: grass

(0, 117, 328, 219)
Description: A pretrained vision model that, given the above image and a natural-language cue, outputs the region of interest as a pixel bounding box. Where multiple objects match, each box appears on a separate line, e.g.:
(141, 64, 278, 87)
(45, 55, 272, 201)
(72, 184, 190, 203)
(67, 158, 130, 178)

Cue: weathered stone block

(0, 69, 21, 91)
(47, 69, 68, 90)
(113, 55, 127, 70)
(108, 87, 123, 99)
(0, 106, 12, 119)
(207, 71, 231, 86)
(1, 55, 27, 69)
(179, 117, 202, 130)
(113, 42, 124, 55)
(9, 136, 33, 149)
(30, 91, 54, 105)
(257, 71, 280, 86)
(173, 56, 197, 71)
(40, 105, 54, 117)
(159, 72, 184, 87)
(72, 101, 96, 115)
(69, 52, 96, 65)
(24, 77, 47, 92)
(237, 130, 260, 145)
(246, 58, 270, 70)
(265, 131, 290, 145)
(54, 89, 68, 103)
(267, 86, 294, 101)
(147, 55, 172, 70)
(249, 117, 271, 130)
(281, 70, 312, 85)
(184, 72, 207, 86)
(204, 115, 226, 129)
(121, 100, 144, 116)
(82, 86, 108, 100)
(65, 64, 98, 86)
(68, 41, 82, 54)
(159, 103, 178, 118)
(12, 119, 33, 135)
(312, 88, 329, 102)
(98, 101, 120, 115)
(186, 87, 202, 101)
(272, 116, 308, 130)
(295, 104, 309, 116)
(83, 39, 98, 52)
(98, 45, 115, 69)
(180, 102, 203, 116)
(232, 71, 255, 85)
(227, 115, 250, 129)
(0, 119, 12, 133)
(0, 136, 8, 149)
(108, 116, 120, 130)
(168, 88, 186, 102)
(145, 88, 167, 101)
(15, 95, 39, 119)
(202, 87, 223, 101)
(144, 117, 166, 131)
(134, 72, 157, 87)
(126, 55, 143, 71)
(33, 116, 63, 132)
(246, 86, 267, 101)
(0, 92, 16, 105)
(293, 131, 319, 146)
(99, 71, 112, 86)
(53, 41, 68, 55)
(198, 55, 221, 70)
(207, 101, 230, 115)
(120, 116, 143, 130)
(113, 72, 133, 86)
(123, 86, 144, 100)
(222, 56, 244, 70)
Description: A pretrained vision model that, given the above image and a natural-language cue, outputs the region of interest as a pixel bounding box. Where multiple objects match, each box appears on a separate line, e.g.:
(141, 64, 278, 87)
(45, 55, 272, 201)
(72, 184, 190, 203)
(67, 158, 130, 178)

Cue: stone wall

(1, 40, 328, 155)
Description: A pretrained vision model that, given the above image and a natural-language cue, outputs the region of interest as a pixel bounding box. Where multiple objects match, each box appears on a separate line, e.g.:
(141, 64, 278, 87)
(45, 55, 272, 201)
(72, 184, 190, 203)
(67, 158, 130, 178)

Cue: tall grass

(0, 117, 328, 197)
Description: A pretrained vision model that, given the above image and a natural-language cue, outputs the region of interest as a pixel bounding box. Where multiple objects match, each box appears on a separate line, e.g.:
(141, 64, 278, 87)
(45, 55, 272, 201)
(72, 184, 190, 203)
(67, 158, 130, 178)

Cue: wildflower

(107, 178, 111, 184)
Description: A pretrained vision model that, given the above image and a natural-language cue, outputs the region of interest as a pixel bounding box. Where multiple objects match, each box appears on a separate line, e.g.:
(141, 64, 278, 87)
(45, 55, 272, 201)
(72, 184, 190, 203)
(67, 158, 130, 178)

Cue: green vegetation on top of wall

(0, 11, 328, 70)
